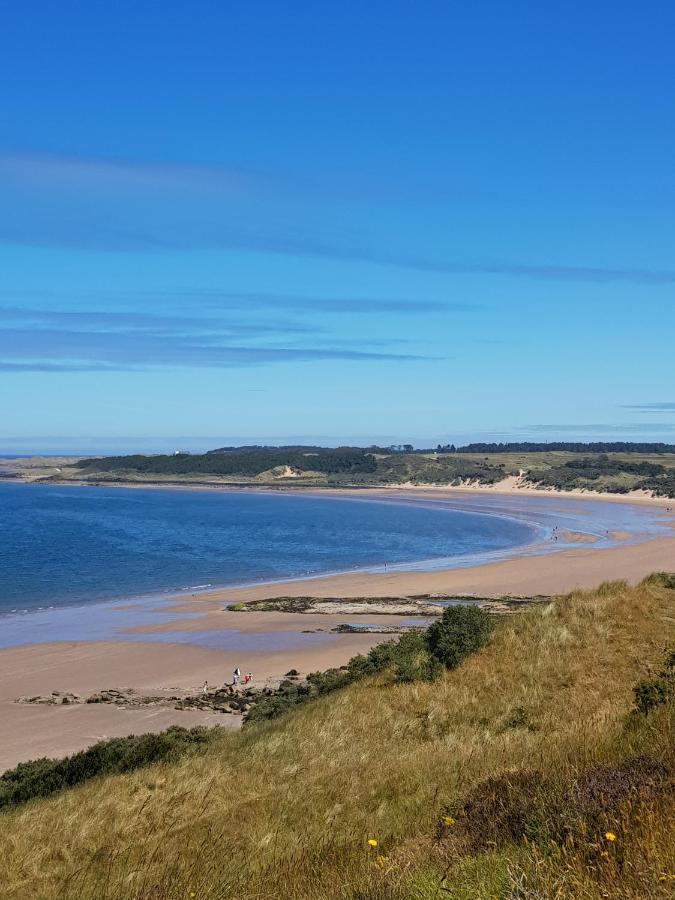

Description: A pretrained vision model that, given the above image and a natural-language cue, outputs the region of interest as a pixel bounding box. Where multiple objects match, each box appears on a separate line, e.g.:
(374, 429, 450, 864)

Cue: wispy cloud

(0, 306, 317, 336)
(0, 291, 473, 318)
(2, 153, 673, 284)
(0, 321, 430, 372)
(144, 291, 473, 315)
(0, 361, 118, 372)
(0, 292, 450, 372)
(621, 402, 675, 412)
(524, 422, 675, 434)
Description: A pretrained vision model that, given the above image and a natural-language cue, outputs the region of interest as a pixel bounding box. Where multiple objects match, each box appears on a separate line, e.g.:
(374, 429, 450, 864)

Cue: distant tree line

(75, 448, 377, 477)
(440, 442, 675, 454)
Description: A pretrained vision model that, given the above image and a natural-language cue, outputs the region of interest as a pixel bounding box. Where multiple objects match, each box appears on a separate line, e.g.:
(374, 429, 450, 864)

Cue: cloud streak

(2, 153, 673, 284)
(524, 422, 675, 433)
(0, 306, 318, 336)
(0, 323, 430, 372)
(621, 402, 675, 412)
(145, 291, 473, 315)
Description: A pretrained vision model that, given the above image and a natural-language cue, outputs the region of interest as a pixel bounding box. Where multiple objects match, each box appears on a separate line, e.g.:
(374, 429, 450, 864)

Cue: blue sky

(1, 1, 674, 453)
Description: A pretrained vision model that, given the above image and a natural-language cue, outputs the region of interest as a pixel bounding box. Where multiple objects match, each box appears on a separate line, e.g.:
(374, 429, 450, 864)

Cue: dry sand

(2, 487, 674, 770)
(0, 624, 398, 770)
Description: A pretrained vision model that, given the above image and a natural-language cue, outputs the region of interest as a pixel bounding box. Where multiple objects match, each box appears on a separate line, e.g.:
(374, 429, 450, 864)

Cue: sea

(0, 482, 669, 650)
(1, 481, 669, 613)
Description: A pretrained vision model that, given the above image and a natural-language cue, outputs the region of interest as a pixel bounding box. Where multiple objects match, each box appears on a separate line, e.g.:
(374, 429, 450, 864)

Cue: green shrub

(243, 682, 313, 725)
(632, 646, 674, 713)
(306, 667, 353, 694)
(0, 726, 214, 809)
(634, 677, 672, 714)
(451, 769, 551, 851)
(390, 632, 442, 683)
(425, 605, 494, 669)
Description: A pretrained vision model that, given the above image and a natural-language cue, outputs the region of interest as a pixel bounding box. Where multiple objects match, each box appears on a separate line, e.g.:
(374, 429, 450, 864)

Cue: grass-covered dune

(2, 577, 674, 899)
(10, 444, 675, 496)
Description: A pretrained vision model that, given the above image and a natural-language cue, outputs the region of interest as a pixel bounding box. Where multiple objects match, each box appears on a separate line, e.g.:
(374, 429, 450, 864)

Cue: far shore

(3, 470, 675, 509)
(1, 484, 674, 771)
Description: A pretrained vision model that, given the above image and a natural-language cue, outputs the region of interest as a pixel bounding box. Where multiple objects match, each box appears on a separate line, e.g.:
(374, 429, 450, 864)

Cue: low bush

(448, 755, 670, 858)
(632, 646, 674, 713)
(0, 726, 214, 809)
(634, 677, 673, 714)
(390, 632, 443, 683)
(425, 604, 494, 669)
(562, 756, 668, 827)
(243, 682, 313, 725)
(450, 769, 551, 851)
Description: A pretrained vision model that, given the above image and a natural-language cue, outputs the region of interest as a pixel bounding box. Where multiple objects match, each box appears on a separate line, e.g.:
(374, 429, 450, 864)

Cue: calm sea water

(0, 482, 543, 613)
(1, 482, 669, 622)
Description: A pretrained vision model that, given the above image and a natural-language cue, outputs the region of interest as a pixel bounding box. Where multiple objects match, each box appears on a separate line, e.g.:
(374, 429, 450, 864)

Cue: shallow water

(0, 482, 542, 613)
(0, 483, 668, 650)
(0, 594, 332, 651)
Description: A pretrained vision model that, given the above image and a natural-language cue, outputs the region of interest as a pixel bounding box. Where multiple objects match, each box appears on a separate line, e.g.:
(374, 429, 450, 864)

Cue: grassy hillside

(2, 577, 674, 899)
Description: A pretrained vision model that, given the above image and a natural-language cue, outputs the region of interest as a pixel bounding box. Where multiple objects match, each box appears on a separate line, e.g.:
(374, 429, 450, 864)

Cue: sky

(1, 1, 674, 453)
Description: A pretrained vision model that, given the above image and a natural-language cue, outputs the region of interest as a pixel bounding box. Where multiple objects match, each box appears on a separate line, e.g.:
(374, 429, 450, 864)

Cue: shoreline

(4, 472, 675, 508)
(1, 485, 674, 770)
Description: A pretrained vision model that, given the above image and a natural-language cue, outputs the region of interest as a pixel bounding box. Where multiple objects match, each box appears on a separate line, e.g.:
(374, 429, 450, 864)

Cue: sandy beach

(2, 486, 674, 770)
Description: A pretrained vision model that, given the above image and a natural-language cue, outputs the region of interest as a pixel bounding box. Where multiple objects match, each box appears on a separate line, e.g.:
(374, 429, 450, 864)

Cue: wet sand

(2, 487, 674, 770)
(0, 622, 399, 770)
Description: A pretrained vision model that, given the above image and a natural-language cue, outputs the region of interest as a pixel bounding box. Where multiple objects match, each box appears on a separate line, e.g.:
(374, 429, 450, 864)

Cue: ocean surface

(1, 481, 669, 615)
(0, 482, 670, 650)
(1, 482, 546, 613)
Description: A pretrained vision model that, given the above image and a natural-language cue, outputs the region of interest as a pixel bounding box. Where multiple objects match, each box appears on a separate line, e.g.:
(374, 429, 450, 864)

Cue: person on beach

(243, 672, 253, 685)
(232, 667, 241, 686)
(202, 680, 209, 693)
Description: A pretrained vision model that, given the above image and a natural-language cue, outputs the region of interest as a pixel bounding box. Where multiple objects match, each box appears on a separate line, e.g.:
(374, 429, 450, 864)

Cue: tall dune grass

(2, 576, 673, 899)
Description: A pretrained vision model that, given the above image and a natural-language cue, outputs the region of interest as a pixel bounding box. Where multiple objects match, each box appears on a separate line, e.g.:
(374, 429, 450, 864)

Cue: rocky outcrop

(15, 680, 307, 717)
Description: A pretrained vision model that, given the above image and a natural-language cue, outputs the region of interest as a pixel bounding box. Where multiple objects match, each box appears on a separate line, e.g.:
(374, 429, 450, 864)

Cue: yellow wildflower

(600, 851, 609, 858)
(604, 832, 617, 842)
(442, 815, 456, 827)
(375, 854, 387, 868)
(367, 838, 378, 848)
